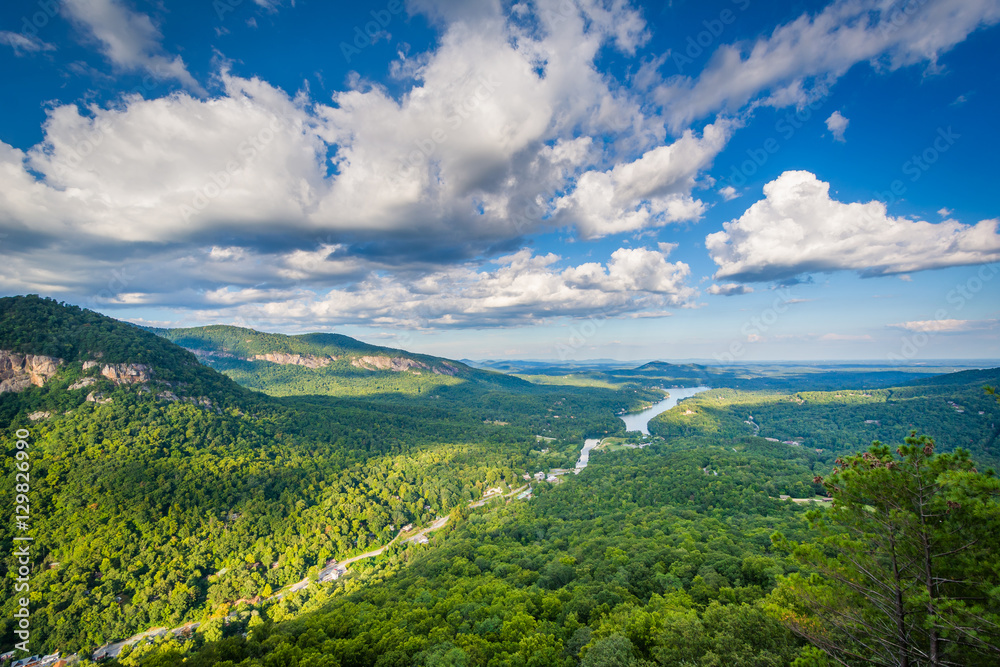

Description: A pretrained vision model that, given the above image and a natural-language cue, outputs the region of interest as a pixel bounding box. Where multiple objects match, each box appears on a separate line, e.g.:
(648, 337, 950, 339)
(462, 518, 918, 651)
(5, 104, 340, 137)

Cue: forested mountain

(154, 325, 527, 397)
(648, 369, 1000, 467)
(123, 437, 823, 666)
(3, 296, 998, 666)
(0, 297, 657, 658)
(500, 359, 969, 393)
(119, 432, 1000, 667)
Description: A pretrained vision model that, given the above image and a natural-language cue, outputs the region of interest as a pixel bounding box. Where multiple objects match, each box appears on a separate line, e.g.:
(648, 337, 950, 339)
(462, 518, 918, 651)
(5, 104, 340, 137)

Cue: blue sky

(1, 0, 998, 362)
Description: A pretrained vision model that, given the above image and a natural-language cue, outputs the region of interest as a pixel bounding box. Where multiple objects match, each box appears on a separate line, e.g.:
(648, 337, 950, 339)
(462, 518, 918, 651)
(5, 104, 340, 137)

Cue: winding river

(621, 386, 711, 435)
(575, 386, 710, 470)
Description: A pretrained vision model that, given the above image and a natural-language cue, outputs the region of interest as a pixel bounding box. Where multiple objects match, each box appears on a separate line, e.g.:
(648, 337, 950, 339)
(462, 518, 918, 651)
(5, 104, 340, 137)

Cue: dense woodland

(156, 326, 528, 398)
(106, 433, 1000, 666)
(1, 296, 999, 665)
(100, 437, 825, 666)
(0, 297, 658, 656)
(648, 376, 1000, 468)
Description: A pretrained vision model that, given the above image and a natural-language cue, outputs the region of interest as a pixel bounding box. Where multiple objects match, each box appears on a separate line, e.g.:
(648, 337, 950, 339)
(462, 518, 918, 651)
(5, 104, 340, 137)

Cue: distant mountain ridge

(155, 324, 528, 396)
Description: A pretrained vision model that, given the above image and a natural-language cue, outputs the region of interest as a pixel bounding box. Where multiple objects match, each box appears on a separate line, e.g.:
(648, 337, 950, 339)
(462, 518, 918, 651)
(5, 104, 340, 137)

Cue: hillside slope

(156, 325, 528, 397)
(0, 297, 659, 657)
(648, 367, 1000, 467)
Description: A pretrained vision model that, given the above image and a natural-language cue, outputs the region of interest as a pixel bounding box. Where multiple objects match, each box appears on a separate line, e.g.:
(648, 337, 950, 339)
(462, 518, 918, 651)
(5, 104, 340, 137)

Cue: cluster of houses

(318, 560, 348, 583)
(765, 437, 805, 447)
(0, 653, 70, 667)
(523, 471, 559, 483)
(779, 495, 833, 503)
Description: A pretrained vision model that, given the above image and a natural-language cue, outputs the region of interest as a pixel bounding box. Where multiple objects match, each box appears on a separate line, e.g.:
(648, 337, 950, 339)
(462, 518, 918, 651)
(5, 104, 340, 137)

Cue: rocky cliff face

(184, 347, 334, 368)
(433, 362, 459, 376)
(82, 361, 153, 384)
(252, 352, 334, 368)
(0, 351, 63, 393)
(352, 355, 427, 372)
(351, 355, 459, 375)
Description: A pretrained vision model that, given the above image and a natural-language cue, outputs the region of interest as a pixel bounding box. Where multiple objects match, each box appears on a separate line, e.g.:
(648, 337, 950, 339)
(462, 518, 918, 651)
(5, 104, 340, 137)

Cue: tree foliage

(773, 433, 1000, 666)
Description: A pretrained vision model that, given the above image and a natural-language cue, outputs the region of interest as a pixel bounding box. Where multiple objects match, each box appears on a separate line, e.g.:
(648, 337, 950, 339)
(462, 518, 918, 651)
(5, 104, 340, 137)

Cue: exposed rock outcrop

(433, 362, 459, 376)
(185, 347, 334, 369)
(86, 391, 112, 404)
(28, 411, 51, 421)
(99, 363, 152, 384)
(79, 361, 154, 387)
(352, 356, 428, 372)
(0, 351, 63, 393)
(252, 352, 334, 368)
(69, 377, 98, 390)
(351, 355, 461, 375)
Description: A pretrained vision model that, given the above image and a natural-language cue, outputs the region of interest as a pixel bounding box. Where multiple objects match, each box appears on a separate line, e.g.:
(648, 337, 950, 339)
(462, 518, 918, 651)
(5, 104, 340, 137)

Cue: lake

(574, 386, 711, 470)
(620, 386, 711, 434)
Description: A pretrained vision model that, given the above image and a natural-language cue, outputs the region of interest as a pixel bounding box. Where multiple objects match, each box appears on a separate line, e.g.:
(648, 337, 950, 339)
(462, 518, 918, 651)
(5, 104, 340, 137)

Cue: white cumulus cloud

(62, 0, 205, 93)
(706, 171, 1000, 282)
(553, 120, 733, 238)
(707, 283, 754, 296)
(172, 246, 696, 329)
(825, 110, 849, 142)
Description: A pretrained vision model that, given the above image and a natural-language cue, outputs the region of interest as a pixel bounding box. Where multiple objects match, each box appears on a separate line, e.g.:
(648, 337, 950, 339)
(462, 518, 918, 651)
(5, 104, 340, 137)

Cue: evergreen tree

(773, 433, 1000, 666)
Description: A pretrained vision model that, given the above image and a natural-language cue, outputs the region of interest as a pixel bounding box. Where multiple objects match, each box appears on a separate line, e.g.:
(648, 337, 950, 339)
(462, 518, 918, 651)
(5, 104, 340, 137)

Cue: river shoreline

(620, 386, 710, 435)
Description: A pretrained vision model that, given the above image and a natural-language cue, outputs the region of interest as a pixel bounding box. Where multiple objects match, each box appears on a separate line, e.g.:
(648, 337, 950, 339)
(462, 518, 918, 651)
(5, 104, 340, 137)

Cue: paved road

(86, 483, 532, 658)
(470, 484, 529, 508)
